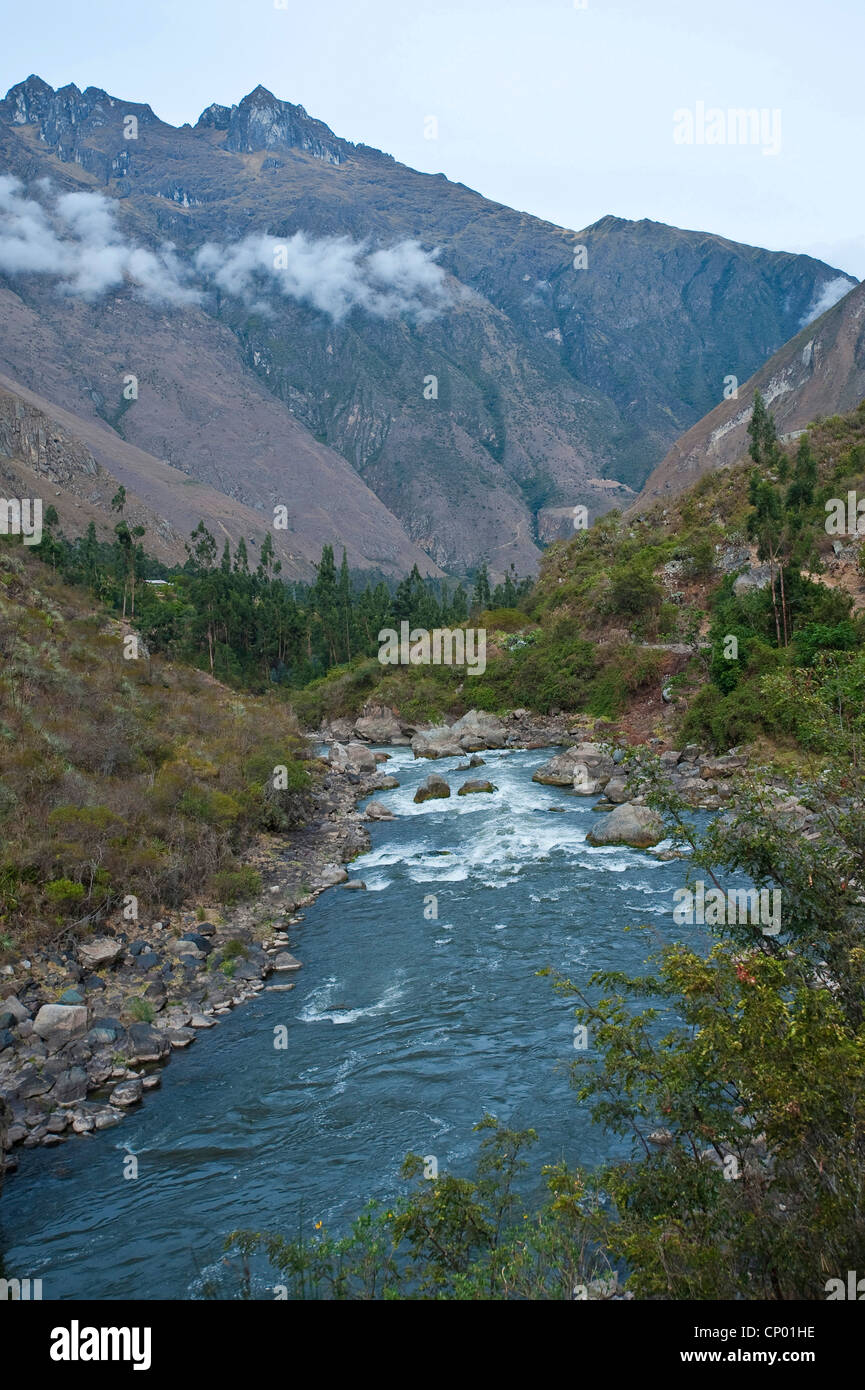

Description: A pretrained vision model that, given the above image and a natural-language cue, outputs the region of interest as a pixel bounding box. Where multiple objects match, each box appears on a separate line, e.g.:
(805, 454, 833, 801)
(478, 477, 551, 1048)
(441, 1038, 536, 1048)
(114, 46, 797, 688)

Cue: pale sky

(1, 0, 862, 276)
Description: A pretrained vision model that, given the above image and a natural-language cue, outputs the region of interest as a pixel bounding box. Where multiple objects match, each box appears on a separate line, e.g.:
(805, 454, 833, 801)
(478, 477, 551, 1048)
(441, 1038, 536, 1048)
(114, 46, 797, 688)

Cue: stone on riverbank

(586, 802, 664, 849)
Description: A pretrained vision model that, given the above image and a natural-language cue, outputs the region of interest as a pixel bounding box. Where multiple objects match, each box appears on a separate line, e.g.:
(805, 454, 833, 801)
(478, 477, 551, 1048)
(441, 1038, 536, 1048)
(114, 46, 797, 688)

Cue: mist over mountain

(0, 75, 855, 575)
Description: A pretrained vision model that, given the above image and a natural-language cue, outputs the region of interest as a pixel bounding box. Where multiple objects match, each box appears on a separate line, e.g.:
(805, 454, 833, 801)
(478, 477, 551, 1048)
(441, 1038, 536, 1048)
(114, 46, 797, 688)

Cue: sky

(0, 0, 862, 276)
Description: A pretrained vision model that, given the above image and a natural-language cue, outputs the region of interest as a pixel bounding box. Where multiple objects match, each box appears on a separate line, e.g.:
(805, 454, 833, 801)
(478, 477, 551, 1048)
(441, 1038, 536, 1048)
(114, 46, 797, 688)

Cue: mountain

(0, 75, 856, 574)
(636, 279, 865, 506)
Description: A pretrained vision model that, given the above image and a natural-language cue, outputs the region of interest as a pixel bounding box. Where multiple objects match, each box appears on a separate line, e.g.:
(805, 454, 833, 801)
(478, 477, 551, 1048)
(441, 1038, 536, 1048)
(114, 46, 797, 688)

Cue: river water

(0, 746, 712, 1299)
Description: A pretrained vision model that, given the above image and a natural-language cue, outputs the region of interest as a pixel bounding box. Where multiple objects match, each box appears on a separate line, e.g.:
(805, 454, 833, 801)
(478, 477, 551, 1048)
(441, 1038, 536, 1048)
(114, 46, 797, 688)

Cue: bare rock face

(586, 802, 664, 849)
(414, 774, 451, 803)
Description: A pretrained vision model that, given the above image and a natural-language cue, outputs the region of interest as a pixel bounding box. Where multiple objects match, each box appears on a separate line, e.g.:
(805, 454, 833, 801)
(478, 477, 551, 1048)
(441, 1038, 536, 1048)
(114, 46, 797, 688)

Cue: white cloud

(194, 230, 452, 321)
(799, 273, 856, 328)
(0, 179, 454, 321)
(0, 177, 200, 305)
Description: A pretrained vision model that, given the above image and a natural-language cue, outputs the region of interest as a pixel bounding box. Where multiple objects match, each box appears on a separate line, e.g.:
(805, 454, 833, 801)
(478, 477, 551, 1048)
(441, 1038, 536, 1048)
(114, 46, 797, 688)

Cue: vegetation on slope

(0, 544, 310, 955)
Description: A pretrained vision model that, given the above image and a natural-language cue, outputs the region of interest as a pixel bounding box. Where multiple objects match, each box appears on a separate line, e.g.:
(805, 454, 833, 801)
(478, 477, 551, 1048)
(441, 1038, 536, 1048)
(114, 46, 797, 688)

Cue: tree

(471, 562, 491, 614)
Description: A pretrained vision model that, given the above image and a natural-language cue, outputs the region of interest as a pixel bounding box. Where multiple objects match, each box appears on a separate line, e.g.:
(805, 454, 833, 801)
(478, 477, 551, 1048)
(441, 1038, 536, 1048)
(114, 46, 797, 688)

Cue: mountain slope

(636, 279, 865, 506)
(0, 75, 855, 573)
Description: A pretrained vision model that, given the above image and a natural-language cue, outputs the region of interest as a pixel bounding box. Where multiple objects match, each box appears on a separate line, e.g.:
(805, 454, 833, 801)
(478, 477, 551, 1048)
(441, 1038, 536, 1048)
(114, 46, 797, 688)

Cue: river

(0, 745, 712, 1299)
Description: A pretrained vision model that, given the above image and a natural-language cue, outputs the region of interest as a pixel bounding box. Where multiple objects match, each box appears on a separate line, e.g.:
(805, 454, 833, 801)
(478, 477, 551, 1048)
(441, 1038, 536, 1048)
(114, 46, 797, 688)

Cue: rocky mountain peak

(1, 75, 155, 147)
(214, 84, 345, 164)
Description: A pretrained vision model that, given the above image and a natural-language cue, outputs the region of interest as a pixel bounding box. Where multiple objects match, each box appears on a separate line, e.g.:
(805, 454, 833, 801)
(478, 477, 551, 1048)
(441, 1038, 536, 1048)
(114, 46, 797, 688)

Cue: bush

(210, 867, 262, 904)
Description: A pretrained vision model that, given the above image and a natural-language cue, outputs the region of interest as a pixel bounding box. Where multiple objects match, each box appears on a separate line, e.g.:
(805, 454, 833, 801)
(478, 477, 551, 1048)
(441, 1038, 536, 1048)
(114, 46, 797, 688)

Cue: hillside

(637, 278, 865, 506)
(289, 394, 865, 759)
(0, 75, 854, 575)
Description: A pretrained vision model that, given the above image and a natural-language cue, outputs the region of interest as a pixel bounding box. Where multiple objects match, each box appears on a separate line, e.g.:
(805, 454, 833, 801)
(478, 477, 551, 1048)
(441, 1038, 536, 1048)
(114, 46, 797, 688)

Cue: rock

(33, 1003, 88, 1042)
(318, 864, 349, 887)
(572, 772, 602, 795)
(109, 1078, 143, 1107)
(700, 755, 747, 779)
(274, 952, 303, 971)
(189, 1013, 216, 1029)
(179, 932, 213, 955)
(341, 880, 367, 890)
(414, 774, 452, 803)
(353, 709, 404, 743)
(0, 1028, 14, 1052)
(77, 937, 123, 969)
(365, 801, 395, 821)
(733, 564, 773, 595)
(346, 742, 378, 773)
(411, 728, 462, 759)
(0, 995, 29, 1024)
(125, 1023, 169, 1063)
(51, 1066, 89, 1104)
(87, 1017, 122, 1045)
(58, 987, 84, 1005)
(457, 780, 496, 795)
(602, 776, 630, 804)
(373, 776, 400, 790)
(469, 755, 486, 767)
(166, 1028, 196, 1048)
(533, 751, 582, 786)
(586, 802, 665, 849)
(94, 1109, 121, 1130)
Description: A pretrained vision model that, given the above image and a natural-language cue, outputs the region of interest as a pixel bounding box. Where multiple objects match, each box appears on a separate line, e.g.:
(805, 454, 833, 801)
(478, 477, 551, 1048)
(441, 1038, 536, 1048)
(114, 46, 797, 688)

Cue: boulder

(353, 709, 405, 743)
(373, 775, 400, 790)
(317, 864, 349, 887)
(109, 1079, 143, 1108)
(457, 780, 496, 795)
(274, 952, 303, 972)
(414, 774, 452, 803)
(411, 728, 462, 759)
(571, 774, 603, 796)
(33, 1004, 88, 1042)
(365, 801, 395, 821)
(0, 996, 29, 1024)
(602, 776, 630, 804)
(346, 742, 378, 773)
(586, 802, 665, 849)
(450, 709, 506, 748)
(77, 937, 123, 969)
(533, 751, 582, 786)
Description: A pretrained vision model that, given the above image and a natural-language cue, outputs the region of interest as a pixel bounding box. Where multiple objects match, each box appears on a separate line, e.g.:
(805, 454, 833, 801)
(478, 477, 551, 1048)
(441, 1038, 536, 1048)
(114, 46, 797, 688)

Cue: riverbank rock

(411, 727, 462, 759)
(274, 953, 303, 972)
(415, 774, 451, 803)
(33, 1004, 88, 1043)
(450, 709, 506, 750)
(365, 800, 395, 820)
(533, 751, 581, 786)
(457, 779, 496, 795)
(353, 708, 406, 743)
(586, 802, 664, 849)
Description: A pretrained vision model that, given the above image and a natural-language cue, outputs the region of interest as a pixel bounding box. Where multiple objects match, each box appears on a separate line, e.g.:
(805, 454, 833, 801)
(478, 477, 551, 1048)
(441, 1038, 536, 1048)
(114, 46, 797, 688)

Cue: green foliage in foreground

(226, 754, 865, 1299)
